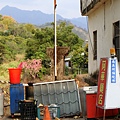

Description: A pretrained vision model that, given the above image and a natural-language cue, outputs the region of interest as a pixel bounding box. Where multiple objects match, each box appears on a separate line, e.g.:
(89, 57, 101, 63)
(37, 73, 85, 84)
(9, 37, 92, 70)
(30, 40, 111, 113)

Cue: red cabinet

(86, 93, 118, 118)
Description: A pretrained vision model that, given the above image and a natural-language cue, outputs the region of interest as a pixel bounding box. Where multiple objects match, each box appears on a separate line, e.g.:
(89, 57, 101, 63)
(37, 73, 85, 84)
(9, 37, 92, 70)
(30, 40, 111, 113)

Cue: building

(80, 0, 120, 74)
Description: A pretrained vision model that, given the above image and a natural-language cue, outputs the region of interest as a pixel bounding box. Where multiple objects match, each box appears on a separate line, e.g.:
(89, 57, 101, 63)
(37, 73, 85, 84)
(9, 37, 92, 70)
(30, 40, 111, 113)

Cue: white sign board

(96, 57, 120, 109)
(103, 57, 120, 109)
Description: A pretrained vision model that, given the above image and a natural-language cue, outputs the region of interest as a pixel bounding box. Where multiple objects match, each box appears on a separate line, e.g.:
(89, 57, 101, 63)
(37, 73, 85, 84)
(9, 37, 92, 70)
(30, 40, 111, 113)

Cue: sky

(0, 0, 82, 19)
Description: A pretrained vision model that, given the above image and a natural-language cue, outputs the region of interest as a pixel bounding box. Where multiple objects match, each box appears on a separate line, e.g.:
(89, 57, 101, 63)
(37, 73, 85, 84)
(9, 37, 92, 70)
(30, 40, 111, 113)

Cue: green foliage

(0, 42, 5, 63)
(25, 22, 85, 75)
(65, 66, 69, 76)
(0, 36, 27, 63)
(0, 61, 20, 80)
(71, 44, 88, 74)
(0, 15, 88, 80)
(2, 15, 16, 30)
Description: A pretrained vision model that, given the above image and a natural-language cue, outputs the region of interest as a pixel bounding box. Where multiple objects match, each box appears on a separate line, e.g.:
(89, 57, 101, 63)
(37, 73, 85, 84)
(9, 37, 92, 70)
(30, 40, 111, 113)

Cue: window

(93, 30, 97, 60)
(113, 21, 120, 61)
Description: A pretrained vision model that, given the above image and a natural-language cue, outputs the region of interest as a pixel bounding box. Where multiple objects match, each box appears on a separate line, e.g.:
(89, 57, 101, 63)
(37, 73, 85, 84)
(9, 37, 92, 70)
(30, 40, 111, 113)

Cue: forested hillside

(0, 15, 88, 80)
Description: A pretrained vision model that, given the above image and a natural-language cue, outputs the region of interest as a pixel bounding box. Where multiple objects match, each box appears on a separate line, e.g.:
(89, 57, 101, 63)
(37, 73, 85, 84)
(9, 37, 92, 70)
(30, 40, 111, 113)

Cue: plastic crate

(19, 100, 37, 120)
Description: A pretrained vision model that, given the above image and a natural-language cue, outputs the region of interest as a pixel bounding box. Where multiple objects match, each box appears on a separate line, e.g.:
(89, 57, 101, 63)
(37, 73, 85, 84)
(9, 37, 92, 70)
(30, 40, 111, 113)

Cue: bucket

(8, 68, 22, 84)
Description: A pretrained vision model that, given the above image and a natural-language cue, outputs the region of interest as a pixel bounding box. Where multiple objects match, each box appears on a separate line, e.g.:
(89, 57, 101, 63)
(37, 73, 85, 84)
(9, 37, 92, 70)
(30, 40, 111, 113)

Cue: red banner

(96, 58, 108, 108)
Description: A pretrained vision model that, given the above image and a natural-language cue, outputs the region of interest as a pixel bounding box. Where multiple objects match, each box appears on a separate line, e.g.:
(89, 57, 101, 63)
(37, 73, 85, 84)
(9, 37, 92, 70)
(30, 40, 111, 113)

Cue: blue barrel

(10, 84, 24, 116)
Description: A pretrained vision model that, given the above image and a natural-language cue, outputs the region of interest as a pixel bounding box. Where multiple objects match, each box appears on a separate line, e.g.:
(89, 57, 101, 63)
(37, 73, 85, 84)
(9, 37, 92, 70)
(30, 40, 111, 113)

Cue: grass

(0, 61, 21, 81)
(0, 54, 25, 81)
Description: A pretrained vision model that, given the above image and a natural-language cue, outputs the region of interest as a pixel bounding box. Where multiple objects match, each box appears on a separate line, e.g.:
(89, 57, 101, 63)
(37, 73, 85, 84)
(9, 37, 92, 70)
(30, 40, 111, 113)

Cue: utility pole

(54, 0, 57, 80)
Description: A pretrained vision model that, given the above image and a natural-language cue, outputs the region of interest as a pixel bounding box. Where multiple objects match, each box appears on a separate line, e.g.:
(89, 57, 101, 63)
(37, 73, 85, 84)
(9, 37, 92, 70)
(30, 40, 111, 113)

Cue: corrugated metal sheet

(34, 80, 81, 117)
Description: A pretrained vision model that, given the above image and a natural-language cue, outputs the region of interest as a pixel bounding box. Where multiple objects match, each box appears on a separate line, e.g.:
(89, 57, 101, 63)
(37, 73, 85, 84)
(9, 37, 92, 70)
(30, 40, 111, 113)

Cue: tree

(2, 15, 16, 30)
(71, 44, 88, 74)
(25, 22, 84, 75)
(0, 42, 5, 64)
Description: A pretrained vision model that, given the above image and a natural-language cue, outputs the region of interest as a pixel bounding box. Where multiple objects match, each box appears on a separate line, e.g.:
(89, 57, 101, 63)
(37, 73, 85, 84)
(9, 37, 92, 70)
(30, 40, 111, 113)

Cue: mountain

(40, 20, 88, 40)
(0, 6, 87, 30)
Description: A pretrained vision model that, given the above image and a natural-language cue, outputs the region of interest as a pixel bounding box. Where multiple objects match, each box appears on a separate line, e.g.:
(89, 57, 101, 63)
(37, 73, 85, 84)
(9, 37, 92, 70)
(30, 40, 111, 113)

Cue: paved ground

(1, 115, 120, 120)
(1, 105, 85, 120)
(1, 114, 120, 120)
(1, 106, 120, 120)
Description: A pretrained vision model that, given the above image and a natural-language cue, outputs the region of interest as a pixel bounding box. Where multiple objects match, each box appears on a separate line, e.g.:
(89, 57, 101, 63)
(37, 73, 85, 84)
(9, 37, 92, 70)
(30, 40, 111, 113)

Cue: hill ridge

(0, 5, 87, 29)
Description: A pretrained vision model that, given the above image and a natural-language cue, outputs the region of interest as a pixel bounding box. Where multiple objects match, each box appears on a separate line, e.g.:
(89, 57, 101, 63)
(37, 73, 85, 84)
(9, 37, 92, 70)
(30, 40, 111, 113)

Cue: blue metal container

(10, 84, 24, 116)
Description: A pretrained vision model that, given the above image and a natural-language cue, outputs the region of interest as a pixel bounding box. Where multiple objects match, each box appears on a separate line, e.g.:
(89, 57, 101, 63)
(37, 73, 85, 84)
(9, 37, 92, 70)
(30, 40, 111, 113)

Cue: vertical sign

(111, 59, 116, 83)
(96, 58, 108, 108)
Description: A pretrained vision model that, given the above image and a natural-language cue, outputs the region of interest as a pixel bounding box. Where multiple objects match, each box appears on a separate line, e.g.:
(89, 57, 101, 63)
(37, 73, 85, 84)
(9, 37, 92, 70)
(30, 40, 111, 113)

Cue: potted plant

(18, 59, 42, 100)
(19, 59, 42, 84)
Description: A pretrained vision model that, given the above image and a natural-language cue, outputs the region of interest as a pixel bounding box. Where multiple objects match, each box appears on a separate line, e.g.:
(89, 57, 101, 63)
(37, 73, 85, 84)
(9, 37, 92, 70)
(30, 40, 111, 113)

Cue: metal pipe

(54, 0, 57, 80)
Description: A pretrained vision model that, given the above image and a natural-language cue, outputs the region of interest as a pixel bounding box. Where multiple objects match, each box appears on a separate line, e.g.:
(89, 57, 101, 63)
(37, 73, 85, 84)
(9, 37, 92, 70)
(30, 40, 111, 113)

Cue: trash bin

(37, 104, 60, 120)
(0, 89, 4, 117)
(10, 84, 24, 116)
(79, 86, 118, 119)
(48, 104, 60, 119)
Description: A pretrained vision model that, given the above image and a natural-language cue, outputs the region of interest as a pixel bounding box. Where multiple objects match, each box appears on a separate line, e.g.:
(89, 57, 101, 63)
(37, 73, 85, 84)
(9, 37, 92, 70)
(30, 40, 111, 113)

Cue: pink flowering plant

(19, 59, 42, 81)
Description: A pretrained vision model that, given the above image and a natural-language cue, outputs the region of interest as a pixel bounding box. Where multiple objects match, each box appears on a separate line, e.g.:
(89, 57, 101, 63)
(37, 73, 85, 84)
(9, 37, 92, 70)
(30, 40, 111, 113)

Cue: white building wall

(88, 0, 120, 74)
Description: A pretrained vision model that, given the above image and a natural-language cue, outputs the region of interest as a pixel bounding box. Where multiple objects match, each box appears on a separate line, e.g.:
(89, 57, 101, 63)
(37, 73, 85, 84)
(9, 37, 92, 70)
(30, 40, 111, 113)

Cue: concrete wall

(88, 0, 120, 74)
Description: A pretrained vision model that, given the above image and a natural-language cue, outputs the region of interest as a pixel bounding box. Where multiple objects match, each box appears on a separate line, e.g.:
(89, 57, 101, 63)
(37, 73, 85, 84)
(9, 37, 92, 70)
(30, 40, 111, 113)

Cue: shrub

(19, 59, 42, 81)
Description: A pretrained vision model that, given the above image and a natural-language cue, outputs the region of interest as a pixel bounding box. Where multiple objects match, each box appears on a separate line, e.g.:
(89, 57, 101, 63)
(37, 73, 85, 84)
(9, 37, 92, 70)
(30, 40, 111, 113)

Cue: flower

(18, 59, 42, 81)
